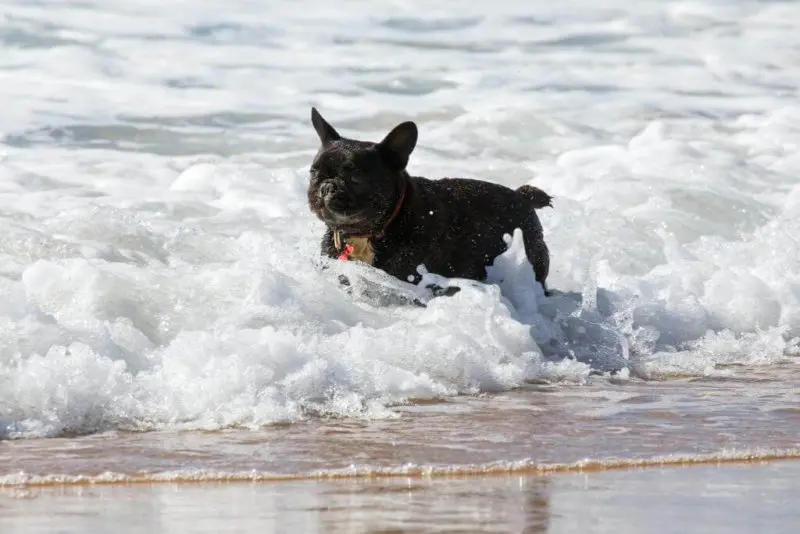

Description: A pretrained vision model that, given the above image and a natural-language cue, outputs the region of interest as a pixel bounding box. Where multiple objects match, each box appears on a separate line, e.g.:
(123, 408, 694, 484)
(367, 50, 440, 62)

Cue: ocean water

(1, 0, 799, 493)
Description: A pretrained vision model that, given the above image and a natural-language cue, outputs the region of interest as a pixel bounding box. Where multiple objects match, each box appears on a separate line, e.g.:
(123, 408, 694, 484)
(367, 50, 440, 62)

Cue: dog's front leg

(321, 228, 338, 259)
(315, 230, 356, 295)
(319, 229, 353, 287)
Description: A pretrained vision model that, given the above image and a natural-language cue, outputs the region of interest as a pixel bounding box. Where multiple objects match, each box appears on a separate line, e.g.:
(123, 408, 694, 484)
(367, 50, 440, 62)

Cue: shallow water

(1, 0, 799, 514)
(2, 363, 799, 485)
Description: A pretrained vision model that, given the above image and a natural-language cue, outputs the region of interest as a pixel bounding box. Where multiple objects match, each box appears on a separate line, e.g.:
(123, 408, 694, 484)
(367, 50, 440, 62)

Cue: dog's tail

(516, 185, 553, 209)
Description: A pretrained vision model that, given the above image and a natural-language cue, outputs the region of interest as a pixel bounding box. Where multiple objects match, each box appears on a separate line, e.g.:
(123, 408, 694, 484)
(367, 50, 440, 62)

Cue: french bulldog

(307, 107, 553, 300)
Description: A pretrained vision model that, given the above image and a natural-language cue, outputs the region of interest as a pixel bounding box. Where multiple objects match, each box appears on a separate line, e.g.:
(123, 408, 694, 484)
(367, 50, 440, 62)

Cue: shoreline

(4, 449, 799, 489)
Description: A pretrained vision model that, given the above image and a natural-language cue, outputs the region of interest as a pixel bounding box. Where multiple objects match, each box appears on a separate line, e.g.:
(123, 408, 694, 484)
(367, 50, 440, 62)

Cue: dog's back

(377, 176, 551, 293)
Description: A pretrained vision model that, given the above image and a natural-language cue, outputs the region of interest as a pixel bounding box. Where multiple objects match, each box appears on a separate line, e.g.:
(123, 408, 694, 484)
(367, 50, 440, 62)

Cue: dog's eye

(340, 163, 362, 182)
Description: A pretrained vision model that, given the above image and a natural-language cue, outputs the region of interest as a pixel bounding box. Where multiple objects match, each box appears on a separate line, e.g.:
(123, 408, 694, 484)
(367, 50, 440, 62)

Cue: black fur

(307, 107, 553, 295)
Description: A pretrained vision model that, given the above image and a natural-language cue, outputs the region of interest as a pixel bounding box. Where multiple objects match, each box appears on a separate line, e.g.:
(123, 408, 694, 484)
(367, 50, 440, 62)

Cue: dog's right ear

(311, 107, 341, 145)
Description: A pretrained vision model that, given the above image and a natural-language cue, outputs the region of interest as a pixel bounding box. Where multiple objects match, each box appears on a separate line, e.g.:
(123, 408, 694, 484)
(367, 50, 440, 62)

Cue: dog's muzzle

(321, 182, 354, 214)
(320, 181, 337, 200)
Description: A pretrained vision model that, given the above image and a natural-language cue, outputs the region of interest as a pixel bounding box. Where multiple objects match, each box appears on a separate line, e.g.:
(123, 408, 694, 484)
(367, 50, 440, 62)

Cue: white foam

(2, 225, 582, 438)
(2, 0, 799, 439)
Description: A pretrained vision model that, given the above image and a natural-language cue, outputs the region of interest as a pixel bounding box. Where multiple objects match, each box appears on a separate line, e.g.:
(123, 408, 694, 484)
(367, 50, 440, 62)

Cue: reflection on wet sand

(2, 461, 797, 534)
(309, 477, 551, 533)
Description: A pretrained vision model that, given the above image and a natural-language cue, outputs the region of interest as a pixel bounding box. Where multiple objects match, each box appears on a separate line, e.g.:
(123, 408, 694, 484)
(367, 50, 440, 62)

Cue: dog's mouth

(322, 203, 365, 224)
(318, 188, 367, 224)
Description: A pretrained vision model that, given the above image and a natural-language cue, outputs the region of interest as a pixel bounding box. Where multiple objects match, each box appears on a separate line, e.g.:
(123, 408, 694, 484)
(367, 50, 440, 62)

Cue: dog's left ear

(377, 121, 418, 170)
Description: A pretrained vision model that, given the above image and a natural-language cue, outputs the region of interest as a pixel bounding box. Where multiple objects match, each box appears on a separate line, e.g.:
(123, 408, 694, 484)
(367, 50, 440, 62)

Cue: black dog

(307, 107, 553, 298)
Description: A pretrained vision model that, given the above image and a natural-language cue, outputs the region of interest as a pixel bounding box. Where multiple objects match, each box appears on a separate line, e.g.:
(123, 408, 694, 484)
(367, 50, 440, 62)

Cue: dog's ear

(377, 121, 417, 170)
(311, 107, 341, 145)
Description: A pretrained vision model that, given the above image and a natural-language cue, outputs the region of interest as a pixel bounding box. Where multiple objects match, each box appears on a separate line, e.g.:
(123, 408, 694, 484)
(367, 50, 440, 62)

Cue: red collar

(336, 180, 408, 260)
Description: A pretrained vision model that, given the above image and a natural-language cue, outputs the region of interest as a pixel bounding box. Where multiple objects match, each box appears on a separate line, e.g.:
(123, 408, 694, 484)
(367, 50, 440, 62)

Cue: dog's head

(307, 107, 417, 233)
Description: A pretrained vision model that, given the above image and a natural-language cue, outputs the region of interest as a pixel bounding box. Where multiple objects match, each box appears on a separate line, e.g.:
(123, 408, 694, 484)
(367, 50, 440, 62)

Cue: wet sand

(1, 460, 797, 533)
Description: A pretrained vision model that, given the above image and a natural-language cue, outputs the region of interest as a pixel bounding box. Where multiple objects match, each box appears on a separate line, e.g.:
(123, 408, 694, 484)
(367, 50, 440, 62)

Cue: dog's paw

(426, 284, 461, 298)
(540, 282, 552, 297)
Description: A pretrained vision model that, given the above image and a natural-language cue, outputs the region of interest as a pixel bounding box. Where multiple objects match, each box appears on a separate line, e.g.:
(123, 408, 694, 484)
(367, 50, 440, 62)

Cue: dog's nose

(320, 182, 336, 198)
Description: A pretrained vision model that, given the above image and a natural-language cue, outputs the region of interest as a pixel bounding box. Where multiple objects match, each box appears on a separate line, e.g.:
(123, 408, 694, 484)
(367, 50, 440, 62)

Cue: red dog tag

(338, 244, 354, 261)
